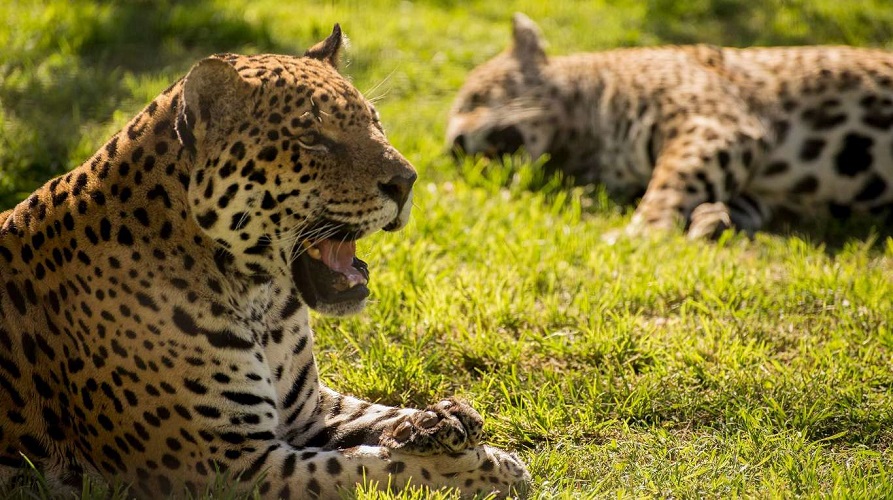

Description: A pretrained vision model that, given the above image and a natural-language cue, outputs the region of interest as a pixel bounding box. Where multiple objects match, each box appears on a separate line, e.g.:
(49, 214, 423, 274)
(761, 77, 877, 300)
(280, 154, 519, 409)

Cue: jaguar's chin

(291, 235, 370, 316)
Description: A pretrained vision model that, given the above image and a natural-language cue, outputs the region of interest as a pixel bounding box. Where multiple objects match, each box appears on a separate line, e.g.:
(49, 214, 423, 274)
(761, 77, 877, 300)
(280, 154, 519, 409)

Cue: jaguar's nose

(379, 171, 417, 213)
(485, 126, 524, 156)
(451, 134, 467, 155)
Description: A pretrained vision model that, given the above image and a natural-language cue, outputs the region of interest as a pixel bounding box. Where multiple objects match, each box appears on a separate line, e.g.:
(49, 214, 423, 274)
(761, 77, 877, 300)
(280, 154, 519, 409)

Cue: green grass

(2, 0, 893, 498)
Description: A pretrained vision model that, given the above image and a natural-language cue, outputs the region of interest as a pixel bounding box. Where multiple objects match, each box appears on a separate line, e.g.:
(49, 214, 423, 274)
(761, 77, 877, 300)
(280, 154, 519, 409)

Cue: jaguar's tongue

(314, 239, 367, 287)
(292, 237, 370, 309)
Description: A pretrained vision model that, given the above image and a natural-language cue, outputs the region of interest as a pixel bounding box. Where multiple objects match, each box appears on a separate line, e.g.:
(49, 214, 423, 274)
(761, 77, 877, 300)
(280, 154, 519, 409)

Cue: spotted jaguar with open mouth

(0, 23, 530, 499)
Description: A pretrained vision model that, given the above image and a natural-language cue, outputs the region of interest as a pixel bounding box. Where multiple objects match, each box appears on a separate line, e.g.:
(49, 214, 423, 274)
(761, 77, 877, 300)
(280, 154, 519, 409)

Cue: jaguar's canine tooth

(302, 241, 322, 259)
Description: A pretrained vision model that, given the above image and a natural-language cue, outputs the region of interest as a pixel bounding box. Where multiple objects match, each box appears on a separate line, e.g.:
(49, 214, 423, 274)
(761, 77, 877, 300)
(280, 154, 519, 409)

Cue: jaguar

(448, 13, 893, 238)
(0, 25, 529, 498)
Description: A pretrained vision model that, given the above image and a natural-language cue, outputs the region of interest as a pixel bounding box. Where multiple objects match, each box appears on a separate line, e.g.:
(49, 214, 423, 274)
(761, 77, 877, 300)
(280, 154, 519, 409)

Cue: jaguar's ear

(304, 24, 344, 68)
(176, 57, 249, 152)
(511, 12, 547, 66)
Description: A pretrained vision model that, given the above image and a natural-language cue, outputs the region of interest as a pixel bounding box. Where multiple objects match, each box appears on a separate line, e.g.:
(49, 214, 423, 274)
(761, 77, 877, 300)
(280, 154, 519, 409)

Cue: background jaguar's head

(178, 25, 416, 315)
(446, 13, 560, 161)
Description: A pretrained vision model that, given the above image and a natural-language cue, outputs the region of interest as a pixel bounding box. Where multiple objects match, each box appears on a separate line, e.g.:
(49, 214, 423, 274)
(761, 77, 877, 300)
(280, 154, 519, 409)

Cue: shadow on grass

(449, 152, 893, 253)
(644, 0, 893, 47)
(766, 212, 893, 255)
(0, 0, 288, 209)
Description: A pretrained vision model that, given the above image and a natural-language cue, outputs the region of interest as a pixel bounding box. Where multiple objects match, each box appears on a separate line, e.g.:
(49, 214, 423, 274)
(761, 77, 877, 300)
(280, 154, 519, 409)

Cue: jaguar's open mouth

(291, 233, 370, 311)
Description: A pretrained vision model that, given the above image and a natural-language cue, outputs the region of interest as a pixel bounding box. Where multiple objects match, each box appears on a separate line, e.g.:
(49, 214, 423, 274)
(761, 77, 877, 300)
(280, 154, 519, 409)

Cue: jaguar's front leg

(628, 121, 763, 238)
(292, 387, 485, 456)
(278, 386, 529, 498)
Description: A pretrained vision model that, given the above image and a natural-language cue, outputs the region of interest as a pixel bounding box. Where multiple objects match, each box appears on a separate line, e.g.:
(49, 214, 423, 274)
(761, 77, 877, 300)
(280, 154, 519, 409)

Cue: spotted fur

(447, 13, 893, 238)
(0, 25, 529, 498)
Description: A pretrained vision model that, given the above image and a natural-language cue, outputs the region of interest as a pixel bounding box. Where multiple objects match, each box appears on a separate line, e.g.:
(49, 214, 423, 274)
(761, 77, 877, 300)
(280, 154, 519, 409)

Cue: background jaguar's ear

(304, 24, 344, 68)
(511, 12, 547, 66)
(176, 57, 249, 152)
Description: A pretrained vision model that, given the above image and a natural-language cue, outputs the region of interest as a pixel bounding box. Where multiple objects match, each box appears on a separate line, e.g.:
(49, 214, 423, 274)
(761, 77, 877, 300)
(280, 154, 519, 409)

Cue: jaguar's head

(447, 13, 559, 161)
(178, 25, 416, 315)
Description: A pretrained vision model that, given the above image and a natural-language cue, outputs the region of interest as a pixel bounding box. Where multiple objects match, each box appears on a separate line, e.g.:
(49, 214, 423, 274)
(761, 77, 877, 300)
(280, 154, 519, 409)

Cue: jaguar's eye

(297, 131, 326, 151)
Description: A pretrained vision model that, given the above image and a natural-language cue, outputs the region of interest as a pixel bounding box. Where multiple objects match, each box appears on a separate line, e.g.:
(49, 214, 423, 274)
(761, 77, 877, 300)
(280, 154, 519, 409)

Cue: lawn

(1, 0, 892, 498)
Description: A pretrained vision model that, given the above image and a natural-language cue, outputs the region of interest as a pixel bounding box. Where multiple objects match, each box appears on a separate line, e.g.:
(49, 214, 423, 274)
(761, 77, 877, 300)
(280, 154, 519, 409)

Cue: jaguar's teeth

(302, 241, 322, 260)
